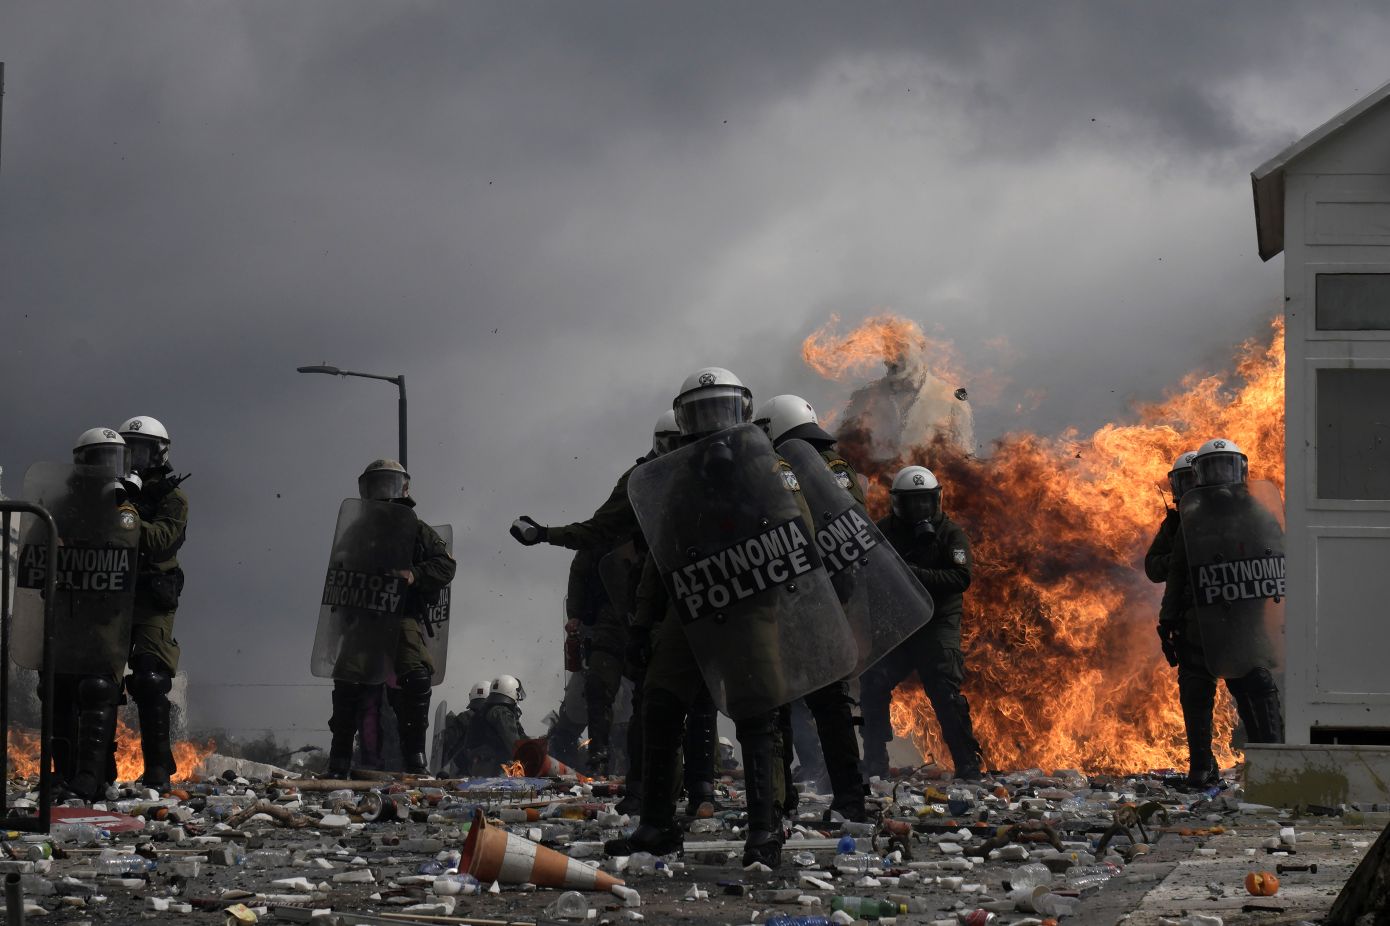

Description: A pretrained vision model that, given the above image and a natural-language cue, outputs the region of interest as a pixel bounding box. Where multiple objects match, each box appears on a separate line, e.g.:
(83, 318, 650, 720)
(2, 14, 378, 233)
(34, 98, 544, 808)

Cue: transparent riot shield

(779, 439, 935, 675)
(1179, 479, 1285, 678)
(310, 499, 419, 685)
(12, 463, 139, 677)
(599, 541, 642, 617)
(420, 524, 453, 686)
(626, 424, 857, 719)
(428, 699, 449, 773)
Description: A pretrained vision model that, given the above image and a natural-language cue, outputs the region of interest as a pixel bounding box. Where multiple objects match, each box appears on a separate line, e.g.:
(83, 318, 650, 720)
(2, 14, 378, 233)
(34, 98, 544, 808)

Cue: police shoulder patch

(834, 469, 853, 491)
(777, 462, 801, 492)
(118, 506, 138, 531)
(952, 548, 967, 565)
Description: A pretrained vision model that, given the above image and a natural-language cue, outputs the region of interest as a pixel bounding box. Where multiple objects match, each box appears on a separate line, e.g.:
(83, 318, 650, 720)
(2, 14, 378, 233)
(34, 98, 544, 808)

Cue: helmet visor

(1194, 454, 1246, 487)
(76, 442, 130, 476)
(675, 388, 750, 436)
(892, 488, 941, 523)
(1169, 468, 1197, 500)
(359, 470, 409, 501)
(127, 436, 161, 472)
(653, 430, 681, 456)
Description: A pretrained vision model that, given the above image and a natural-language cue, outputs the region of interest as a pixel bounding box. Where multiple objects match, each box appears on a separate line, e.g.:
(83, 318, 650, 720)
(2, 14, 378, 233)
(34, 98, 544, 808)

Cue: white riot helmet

(673, 367, 752, 437)
(490, 675, 526, 703)
(890, 465, 942, 523)
(469, 678, 491, 705)
(118, 416, 171, 473)
(753, 394, 835, 447)
(1168, 450, 1199, 501)
(358, 459, 412, 505)
(652, 409, 680, 456)
(1193, 438, 1248, 487)
(73, 428, 130, 476)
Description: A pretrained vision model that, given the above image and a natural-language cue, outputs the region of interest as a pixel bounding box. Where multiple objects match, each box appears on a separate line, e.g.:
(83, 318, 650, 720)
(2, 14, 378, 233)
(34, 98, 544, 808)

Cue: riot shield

(1179, 479, 1285, 678)
(599, 541, 643, 617)
(419, 523, 453, 686)
(626, 424, 856, 719)
(779, 439, 935, 675)
(310, 499, 419, 685)
(12, 463, 139, 677)
(429, 699, 449, 773)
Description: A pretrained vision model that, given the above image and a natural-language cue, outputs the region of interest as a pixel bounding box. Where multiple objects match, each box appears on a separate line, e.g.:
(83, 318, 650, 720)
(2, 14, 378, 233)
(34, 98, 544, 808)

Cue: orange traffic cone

(513, 738, 580, 778)
(462, 809, 623, 890)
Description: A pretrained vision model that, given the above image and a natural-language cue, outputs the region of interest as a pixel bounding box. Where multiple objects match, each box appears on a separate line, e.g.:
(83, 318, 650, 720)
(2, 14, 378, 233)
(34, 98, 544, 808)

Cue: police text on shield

(667, 518, 815, 622)
(815, 508, 877, 575)
(1194, 554, 1286, 605)
(18, 544, 134, 592)
(322, 569, 406, 615)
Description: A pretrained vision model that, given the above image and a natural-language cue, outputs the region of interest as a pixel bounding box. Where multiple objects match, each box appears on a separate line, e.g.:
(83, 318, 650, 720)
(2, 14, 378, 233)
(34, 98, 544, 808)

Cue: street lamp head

(297, 364, 341, 375)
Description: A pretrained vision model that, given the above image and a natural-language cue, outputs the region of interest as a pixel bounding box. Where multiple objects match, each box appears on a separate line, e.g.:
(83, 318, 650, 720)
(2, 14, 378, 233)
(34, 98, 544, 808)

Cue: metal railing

(1, 502, 57, 832)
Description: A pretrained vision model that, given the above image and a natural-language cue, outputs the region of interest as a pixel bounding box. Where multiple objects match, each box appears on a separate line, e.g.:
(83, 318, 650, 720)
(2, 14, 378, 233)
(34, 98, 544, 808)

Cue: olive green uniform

(129, 470, 190, 674)
(545, 457, 645, 551)
(860, 510, 982, 778)
(465, 697, 528, 775)
(566, 546, 627, 768)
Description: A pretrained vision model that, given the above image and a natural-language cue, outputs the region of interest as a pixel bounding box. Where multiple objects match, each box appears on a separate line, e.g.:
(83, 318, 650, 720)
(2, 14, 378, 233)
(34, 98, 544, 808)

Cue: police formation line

(16, 375, 1285, 870)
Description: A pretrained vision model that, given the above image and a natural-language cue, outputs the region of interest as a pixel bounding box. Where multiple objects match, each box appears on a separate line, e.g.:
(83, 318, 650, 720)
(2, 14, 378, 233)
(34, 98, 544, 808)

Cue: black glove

(912, 519, 937, 540)
(510, 515, 547, 546)
(625, 625, 652, 678)
(1157, 622, 1181, 668)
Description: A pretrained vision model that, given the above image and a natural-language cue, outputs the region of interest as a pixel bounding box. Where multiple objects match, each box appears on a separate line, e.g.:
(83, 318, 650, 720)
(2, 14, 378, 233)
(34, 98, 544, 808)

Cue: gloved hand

(912, 519, 937, 540)
(510, 515, 547, 546)
(625, 625, 652, 678)
(1157, 622, 1181, 668)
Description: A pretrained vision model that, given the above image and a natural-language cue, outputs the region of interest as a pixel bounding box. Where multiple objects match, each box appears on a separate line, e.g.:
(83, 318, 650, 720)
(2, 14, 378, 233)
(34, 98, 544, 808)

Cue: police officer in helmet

(117, 416, 189, 791)
(326, 460, 456, 778)
(860, 465, 984, 781)
(465, 675, 529, 774)
(1159, 438, 1284, 787)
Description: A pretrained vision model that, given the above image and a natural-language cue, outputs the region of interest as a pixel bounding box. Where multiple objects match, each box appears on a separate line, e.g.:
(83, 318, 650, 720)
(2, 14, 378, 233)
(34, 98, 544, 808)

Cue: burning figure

(859, 465, 984, 780)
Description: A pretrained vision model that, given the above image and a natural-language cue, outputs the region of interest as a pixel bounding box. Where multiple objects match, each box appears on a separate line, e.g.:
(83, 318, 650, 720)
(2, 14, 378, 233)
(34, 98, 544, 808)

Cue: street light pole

(297, 365, 408, 470)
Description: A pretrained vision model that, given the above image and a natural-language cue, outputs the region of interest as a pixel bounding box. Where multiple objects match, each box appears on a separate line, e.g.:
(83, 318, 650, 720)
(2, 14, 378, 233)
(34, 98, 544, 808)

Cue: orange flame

(501, 760, 526, 777)
(805, 314, 1285, 774)
(7, 719, 216, 783)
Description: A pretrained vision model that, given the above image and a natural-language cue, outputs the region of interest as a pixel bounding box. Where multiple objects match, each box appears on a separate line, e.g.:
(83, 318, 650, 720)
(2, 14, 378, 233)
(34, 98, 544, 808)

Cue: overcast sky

(3, 1, 1388, 744)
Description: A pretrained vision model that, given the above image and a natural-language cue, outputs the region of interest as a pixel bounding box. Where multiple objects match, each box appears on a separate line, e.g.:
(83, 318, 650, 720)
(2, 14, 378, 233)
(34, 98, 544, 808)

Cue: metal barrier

(1, 502, 58, 832)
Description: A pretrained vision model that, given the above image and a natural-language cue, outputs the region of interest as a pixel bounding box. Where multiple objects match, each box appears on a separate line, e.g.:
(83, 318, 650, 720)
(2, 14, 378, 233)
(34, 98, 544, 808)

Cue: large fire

(7, 720, 216, 783)
(803, 313, 1285, 774)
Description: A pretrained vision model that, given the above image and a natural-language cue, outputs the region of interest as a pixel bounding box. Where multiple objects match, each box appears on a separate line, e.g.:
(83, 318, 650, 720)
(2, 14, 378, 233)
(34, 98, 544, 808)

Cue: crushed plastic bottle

(543, 890, 589, 919)
(763, 917, 832, 926)
(833, 853, 884, 876)
(244, 849, 292, 869)
(831, 896, 905, 918)
(431, 873, 481, 896)
(1008, 862, 1053, 891)
(50, 822, 106, 845)
(1065, 862, 1120, 892)
(97, 856, 155, 876)
(627, 851, 658, 874)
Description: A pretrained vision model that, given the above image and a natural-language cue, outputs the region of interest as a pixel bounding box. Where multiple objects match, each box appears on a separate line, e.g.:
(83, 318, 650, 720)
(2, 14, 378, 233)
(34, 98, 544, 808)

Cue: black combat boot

(927, 681, 984, 781)
(389, 674, 433, 776)
(776, 705, 800, 818)
(68, 678, 119, 802)
(605, 691, 684, 857)
(737, 712, 783, 868)
(616, 687, 645, 814)
(1230, 669, 1285, 745)
(1178, 673, 1218, 787)
(683, 696, 718, 816)
(48, 678, 78, 788)
(807, 683, 867, 822)
(136, 697, 174, 791)
(326, 682, 362, 779)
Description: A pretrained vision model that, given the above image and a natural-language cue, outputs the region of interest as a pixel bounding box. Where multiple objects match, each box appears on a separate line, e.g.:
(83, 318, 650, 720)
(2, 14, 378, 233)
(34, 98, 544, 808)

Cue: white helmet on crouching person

(890, 465, 942, 525)
(73, 427, 130, 476)
(673, 367, 752, 437)
(753, 394, 835, 448)
(490, 675, 526, 704)
(469, 678, 491, 706)
(1192, 438, 1248, 487)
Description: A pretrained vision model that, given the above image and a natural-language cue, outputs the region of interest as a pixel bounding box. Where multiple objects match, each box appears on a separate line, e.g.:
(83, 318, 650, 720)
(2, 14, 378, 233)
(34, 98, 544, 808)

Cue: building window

(1316, 273, 1390, 330)
(1317, 369, 1390, 499)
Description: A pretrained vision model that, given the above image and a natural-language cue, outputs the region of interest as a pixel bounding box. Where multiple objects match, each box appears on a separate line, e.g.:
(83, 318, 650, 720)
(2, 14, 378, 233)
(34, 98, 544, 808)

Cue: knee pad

(77, 676, 119, 710)
(1235, 667, 1278, 695)
(126, 663, 173, 702)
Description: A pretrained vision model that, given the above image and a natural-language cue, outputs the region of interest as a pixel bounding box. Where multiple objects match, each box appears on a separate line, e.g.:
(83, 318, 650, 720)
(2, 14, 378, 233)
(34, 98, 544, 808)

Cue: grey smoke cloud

(2, 1, 1387, 741)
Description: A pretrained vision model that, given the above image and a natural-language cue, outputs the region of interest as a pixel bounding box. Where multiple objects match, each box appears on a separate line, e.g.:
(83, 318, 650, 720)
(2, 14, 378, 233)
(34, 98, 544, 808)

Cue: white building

(1249, 79, 1390, 801)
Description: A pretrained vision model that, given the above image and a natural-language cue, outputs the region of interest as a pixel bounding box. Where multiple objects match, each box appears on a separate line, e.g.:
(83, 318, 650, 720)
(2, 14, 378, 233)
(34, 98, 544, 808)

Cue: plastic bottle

(431, 873, 481, 896)
(831, 896, 906, 919)
(835, 835, 857, 854)
(97, 856, 154, 876)
(1009, 862, 1053, 891)
(763, 917, 831, 926)
(833, 852, 884, 876)
(418, 859, 446, 875)
(542, 891, 588, 919)
(627, 851, 658, 874)
(1065, 863, 1119, 892)
(50, 822, 106, 845)
(244, 848, 292, 869)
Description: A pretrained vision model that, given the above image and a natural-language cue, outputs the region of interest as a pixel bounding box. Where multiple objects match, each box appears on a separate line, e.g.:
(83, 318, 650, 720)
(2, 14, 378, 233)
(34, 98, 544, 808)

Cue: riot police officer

(1146, 451, 1197, 669)
(755, 394, 868, 821)
(861, 466, 983, 780)
(324, 460, 456, 778)
(1160, 439, 1285, 787)
(116, 416, 189, 790)
(607, 368, 847, 868)
(44, 428, 141, 800)
(439, 678, 491, 776)
(465, 675, 529, 775)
